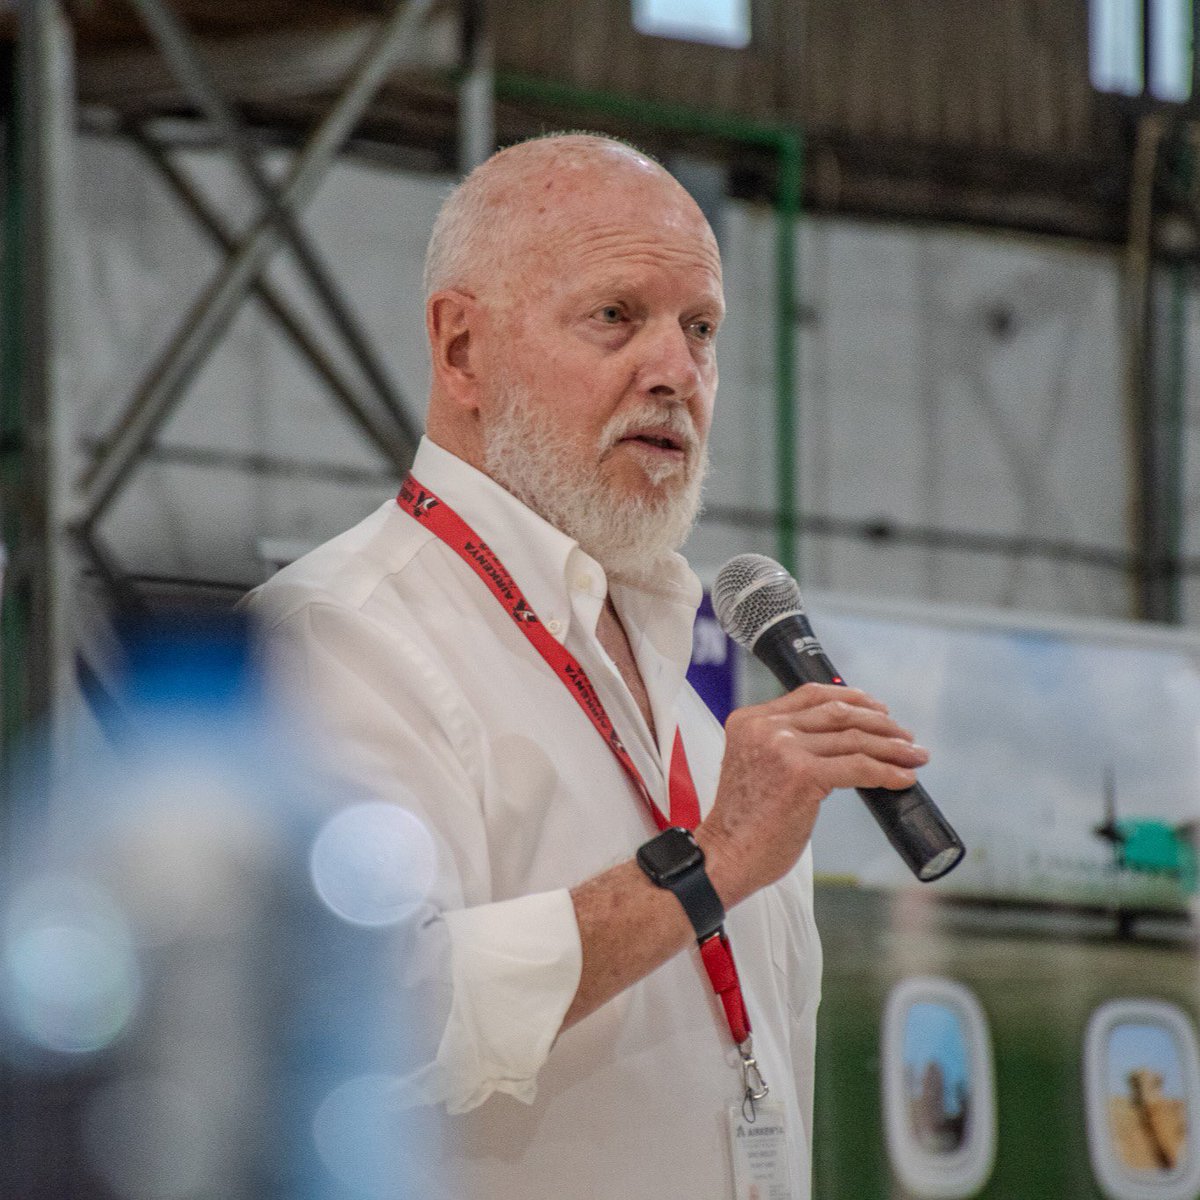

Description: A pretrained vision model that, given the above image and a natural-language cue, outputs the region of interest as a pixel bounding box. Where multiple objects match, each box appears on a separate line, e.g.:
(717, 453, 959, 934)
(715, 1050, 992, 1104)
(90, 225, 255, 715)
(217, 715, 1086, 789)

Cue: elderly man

(252, 133, 926, 1198)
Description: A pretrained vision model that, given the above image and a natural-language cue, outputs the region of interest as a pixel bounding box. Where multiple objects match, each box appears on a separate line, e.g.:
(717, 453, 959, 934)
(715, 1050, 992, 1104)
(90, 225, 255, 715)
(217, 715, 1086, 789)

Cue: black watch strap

(669, 858, 725, 942)
(636, 827, 725, 943)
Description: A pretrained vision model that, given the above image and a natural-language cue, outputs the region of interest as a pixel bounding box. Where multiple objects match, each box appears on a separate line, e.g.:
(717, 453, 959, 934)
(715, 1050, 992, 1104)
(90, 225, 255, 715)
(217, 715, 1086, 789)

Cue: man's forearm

(562, 858, 698, 1030)
(561, 825, 748, 1031)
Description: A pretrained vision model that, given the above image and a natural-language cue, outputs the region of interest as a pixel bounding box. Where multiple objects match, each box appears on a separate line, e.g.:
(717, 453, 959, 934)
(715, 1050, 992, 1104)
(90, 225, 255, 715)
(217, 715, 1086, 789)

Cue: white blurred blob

(309, 803, 436, 926)
(313, 1074, 410, 1198)
(82, 1075, 213, 1200)
(2, 875, 140, 1053)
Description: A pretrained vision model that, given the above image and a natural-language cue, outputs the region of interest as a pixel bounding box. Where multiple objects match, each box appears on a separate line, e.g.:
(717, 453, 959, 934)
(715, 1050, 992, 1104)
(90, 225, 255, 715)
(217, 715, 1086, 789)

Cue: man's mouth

(618, 430, 686, 454)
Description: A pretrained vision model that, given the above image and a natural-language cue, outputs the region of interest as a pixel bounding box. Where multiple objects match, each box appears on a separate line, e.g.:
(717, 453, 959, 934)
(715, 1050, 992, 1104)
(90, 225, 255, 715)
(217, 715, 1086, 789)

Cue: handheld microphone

(712, 554, 964, 882)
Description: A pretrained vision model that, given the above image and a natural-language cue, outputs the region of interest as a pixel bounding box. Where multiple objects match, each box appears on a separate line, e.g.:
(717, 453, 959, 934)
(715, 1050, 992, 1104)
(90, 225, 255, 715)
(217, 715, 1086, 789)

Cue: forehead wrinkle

(571, 233, 722, 279)
(537, 218, 722, 293)
(568, 216, 718, 256)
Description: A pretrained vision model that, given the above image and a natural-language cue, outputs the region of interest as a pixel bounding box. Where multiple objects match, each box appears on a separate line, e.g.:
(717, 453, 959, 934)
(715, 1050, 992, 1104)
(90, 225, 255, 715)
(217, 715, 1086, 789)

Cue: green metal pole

(492, 72, 805, 573)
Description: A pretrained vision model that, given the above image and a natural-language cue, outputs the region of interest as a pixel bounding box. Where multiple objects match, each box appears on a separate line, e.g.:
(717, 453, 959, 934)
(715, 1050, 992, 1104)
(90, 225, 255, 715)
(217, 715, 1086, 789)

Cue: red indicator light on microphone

(832, 675, 843, 685)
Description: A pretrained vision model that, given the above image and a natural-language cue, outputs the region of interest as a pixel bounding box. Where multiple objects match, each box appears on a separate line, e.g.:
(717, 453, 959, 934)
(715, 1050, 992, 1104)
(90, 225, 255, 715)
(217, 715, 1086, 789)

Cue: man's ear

(427, 289, 481, 411)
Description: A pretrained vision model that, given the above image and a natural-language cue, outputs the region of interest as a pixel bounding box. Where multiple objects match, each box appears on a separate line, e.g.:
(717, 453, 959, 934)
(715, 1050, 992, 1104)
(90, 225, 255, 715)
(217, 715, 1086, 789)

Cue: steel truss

(78, 0, 431, 568)
(4, 0, 440, 754)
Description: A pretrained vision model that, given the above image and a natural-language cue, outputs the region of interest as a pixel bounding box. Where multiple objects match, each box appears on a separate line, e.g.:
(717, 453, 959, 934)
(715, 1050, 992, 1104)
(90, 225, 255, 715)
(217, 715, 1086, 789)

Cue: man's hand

(564, 683, 927, 1031)
(695, 684, 929, 907)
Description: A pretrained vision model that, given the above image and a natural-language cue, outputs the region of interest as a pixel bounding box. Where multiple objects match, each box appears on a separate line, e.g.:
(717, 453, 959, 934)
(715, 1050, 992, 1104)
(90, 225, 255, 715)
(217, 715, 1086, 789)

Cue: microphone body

(713, 556, 965, 883)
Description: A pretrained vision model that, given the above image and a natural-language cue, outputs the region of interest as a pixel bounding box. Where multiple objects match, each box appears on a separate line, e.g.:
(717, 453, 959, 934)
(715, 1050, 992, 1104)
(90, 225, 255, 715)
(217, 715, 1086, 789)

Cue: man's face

(476, 160, 724, 570)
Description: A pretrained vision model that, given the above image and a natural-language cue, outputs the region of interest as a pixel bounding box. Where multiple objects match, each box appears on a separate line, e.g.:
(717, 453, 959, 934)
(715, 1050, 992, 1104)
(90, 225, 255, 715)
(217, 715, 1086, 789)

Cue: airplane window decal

(882, 977, 997, 1199)
(1085, 1000, 1200, 1200)
(904, 1002, 971, 1154)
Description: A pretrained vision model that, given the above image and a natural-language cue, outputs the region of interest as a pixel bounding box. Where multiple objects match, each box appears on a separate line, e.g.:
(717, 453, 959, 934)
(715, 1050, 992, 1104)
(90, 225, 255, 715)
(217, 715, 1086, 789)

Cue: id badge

(727, 1100, 796, 1200)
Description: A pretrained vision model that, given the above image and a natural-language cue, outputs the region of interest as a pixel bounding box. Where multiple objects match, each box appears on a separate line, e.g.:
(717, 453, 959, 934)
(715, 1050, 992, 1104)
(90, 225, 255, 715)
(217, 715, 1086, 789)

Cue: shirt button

(546, 618, 563, 635)
(574, 573, 592, 592)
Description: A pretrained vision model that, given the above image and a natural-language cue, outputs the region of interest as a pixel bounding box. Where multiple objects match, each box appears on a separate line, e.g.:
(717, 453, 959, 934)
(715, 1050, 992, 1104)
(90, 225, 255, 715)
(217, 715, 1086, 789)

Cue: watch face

(639, 827, 702, 880)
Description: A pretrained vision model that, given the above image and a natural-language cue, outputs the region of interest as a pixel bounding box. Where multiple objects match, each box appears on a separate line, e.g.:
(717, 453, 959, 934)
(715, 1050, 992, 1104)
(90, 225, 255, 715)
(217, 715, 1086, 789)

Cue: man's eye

(691, 320, 717, 341)
(597, 306, 623, 324)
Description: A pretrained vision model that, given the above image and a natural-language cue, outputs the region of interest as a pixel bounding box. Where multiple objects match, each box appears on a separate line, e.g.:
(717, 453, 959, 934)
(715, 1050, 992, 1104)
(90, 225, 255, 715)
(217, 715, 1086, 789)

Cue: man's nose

(635, 322, 702, 398)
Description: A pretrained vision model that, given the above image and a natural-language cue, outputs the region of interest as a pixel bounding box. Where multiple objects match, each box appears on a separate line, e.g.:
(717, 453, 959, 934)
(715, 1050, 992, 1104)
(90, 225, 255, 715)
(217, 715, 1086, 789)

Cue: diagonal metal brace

(79, 0, 434, 530)
(125, 120, 414, 473)
(125, 0, 419, 449)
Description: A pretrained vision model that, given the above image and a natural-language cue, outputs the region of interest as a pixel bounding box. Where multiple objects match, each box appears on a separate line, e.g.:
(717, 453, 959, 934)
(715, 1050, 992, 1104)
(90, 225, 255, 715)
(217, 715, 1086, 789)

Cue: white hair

(422, 132, 662, 300)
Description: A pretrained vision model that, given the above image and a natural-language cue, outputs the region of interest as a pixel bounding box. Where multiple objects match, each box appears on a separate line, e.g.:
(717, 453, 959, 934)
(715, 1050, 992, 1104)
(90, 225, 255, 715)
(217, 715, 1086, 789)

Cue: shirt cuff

(428, 888, 582, 1114)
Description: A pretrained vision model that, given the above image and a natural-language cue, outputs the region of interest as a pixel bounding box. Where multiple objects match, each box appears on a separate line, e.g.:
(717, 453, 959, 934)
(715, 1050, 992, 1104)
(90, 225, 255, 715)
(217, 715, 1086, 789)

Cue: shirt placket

(566, 585, 672, 825)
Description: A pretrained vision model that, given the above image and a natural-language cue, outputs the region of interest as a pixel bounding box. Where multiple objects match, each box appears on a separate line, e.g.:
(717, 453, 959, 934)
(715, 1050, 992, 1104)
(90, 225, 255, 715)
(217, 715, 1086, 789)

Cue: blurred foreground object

(1, 612, 444, 1199)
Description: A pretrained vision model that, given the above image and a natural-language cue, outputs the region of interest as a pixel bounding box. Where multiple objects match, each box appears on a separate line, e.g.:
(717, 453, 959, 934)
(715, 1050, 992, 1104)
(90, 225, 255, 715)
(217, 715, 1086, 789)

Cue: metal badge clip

(739, 1037, 769, 1121)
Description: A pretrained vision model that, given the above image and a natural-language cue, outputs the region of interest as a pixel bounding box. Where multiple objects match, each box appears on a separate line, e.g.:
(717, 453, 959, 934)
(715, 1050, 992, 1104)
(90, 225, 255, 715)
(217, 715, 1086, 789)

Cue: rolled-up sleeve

(437, 891, 581, 1112)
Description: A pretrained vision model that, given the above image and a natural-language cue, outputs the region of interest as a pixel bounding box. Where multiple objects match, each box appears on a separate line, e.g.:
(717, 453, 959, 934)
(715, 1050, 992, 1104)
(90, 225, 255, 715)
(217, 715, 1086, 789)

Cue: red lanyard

(397, 474, 753, 1049)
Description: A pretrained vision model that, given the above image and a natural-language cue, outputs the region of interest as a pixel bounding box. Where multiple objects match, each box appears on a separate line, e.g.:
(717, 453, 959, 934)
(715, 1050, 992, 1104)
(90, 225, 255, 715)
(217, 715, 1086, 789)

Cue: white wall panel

(703, 205, 1132, 621)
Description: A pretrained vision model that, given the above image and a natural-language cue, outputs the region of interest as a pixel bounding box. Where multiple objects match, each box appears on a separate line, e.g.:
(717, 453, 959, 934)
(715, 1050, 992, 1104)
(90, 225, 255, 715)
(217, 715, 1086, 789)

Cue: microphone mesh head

(712, 554, 805, 648)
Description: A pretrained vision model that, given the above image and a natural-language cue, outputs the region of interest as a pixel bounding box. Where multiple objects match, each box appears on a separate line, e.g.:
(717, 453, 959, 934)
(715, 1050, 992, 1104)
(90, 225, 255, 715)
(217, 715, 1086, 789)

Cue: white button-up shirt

(250, 436, 821, 1199)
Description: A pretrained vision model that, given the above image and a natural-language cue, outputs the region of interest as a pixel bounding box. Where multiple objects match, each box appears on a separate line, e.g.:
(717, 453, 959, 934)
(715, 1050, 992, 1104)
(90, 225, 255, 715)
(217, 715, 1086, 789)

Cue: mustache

(598, 405, 701, 455)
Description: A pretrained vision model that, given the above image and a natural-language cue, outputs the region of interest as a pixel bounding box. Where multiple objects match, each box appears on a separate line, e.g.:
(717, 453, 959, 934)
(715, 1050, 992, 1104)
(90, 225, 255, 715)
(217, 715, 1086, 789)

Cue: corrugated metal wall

(45, 1, 1138, 239)
(496, 0, 1112, 162)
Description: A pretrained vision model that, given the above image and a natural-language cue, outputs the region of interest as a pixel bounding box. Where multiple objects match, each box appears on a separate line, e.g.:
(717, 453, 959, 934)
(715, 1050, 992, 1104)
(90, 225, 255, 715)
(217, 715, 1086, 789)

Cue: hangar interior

(3, 0, 1200, 750)
(12, 7, 1200, 1200)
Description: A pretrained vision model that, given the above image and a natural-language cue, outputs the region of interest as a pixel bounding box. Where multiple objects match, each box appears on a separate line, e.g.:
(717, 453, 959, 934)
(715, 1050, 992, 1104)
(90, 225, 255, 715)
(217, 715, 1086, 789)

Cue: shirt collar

(409, 437, 702, 657)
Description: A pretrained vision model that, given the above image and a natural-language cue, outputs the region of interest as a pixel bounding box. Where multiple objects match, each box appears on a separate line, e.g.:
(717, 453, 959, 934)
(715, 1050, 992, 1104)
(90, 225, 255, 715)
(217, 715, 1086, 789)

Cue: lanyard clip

(739, 1036, 769, 1121)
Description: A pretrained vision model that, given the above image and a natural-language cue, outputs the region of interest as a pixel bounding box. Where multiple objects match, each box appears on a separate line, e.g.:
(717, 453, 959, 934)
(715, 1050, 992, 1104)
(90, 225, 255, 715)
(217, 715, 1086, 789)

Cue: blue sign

(687, 591, 737, 723)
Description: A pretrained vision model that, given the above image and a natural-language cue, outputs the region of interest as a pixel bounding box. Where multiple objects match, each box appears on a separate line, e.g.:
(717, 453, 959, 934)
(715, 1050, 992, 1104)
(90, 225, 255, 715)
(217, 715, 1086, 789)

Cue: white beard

(482, 385, 708, 577)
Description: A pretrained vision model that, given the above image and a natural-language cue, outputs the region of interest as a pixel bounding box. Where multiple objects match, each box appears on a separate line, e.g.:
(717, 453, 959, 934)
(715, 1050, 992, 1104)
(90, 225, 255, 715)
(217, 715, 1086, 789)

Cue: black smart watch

(636, 826, 725, 943)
